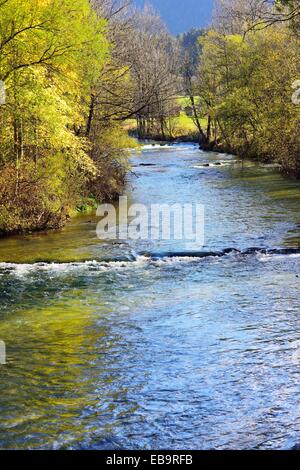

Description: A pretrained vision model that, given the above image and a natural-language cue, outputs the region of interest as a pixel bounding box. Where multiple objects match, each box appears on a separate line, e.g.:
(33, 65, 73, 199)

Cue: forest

(0, 0, 299, 235)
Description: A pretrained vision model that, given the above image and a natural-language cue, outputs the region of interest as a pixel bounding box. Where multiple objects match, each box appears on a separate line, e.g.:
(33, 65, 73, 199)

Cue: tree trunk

(86, 94, 95, 137)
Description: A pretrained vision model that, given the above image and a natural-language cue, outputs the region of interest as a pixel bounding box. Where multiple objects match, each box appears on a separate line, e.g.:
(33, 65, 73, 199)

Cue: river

(0, 143, 299, 450)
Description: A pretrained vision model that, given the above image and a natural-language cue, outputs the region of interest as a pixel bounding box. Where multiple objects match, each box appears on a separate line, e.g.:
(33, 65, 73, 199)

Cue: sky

(134, 0, 214, 35)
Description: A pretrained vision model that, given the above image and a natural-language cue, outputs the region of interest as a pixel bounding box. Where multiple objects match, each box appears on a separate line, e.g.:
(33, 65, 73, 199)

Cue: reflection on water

(0, 144, 299, 449)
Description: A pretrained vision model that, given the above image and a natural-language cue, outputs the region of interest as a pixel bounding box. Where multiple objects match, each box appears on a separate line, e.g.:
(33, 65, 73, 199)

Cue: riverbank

(0, 194, 103, 238)
(131, 129, 300, 179)
(0, 142, 133, 238)
(1, 131, 299, 240)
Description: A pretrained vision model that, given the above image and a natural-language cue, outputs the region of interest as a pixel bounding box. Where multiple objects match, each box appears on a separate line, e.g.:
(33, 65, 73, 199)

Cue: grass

(177, 112, 207, 133)
(123, 96, 207, 140)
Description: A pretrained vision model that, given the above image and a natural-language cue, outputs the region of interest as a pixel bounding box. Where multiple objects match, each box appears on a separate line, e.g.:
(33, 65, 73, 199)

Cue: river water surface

(0, 143, 300, 449)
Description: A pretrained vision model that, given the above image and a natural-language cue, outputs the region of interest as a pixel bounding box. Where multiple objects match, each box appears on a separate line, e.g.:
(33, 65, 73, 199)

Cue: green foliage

(88, 121, 138, 202)
(0, 0, 132, 234)
(196, 26, 300, 175)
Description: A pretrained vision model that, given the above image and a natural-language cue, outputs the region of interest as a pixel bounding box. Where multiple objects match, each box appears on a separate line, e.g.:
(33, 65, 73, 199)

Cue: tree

(248, 1, 300, 33)
(213, 0, 300, 35)
(195, 21, 300, 174)
(212, 0, 271, 34)
(0, 0, 110, 233)
(178, 28, 209, 144)
(128, 5, 180, 139)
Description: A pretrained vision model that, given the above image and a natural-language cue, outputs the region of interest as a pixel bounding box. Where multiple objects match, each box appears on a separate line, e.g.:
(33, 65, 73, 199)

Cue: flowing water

(0, 143, 300, 450)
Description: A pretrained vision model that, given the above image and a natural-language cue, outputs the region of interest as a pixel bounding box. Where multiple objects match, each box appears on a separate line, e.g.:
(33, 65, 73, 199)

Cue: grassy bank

(126, 96, 207, 142)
